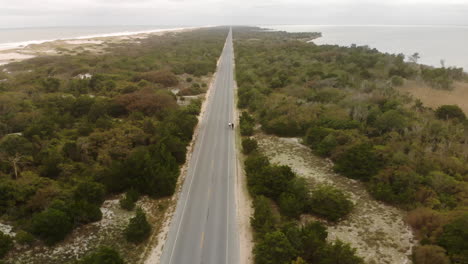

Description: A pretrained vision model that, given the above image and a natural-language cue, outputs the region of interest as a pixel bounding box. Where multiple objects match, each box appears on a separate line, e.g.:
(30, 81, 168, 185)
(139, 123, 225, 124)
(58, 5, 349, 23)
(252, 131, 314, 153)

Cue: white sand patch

(0, 223, 14, 236)
(0, 52, 35, 64)
(256, 134, 416, 264)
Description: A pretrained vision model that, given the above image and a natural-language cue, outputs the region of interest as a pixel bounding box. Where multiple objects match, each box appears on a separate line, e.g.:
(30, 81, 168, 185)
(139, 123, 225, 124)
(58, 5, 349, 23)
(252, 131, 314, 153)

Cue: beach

(0, 26, 203, 66)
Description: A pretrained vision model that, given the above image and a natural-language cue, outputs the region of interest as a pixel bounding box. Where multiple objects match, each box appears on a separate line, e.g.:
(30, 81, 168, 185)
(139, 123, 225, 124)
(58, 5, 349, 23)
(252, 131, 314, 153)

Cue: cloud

(0, 0, 467, 27)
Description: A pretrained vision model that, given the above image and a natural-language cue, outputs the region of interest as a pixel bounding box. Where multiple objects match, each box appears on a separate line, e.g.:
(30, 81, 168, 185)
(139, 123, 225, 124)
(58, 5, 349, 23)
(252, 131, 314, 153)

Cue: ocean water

(264, 25, 468, 70)
(0, 25, 189, 50)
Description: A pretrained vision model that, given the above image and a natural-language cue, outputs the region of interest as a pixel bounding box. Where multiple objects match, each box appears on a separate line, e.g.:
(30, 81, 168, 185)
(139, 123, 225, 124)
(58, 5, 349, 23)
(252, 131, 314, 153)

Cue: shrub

(391, 76, 404, 86)
(248, 164, 296, 200)
(251, 196, 276, 237)
(254, 231, 297, 264)
(71, 201, 102, 224)
(279, 192, 305, 219)
(435, 105, 466, 121)
(375, 110, 407, 133)
(240, 112, 255, 136)
(309, 185, 353, 222)
(120, 189, 140, 211)
(437, 214, 468, 263)
(370, 166, 422, 206)
(320, 240, 365, 264)
(279, 178, 310, 219)
(74, 181, 106, 205)
(124, 208, 151, 243)
(0, 232, 13, 258)
(78, 246, 124, 264)
(405, 208, 444, 244)
(334, 143, 382, 181)
(242, 138, 258, 154)
(15, 230, 34, 245)
(31, 208, 73, 245)
(136, 70, 178, 87)
(304, 126, 333, 147)
(413, 245, 450, 264)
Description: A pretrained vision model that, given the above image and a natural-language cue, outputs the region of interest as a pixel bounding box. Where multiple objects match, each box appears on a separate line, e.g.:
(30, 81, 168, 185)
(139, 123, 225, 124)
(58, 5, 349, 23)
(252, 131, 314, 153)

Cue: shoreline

(0, 26, 208, 66)
(261, 24, 468, 71)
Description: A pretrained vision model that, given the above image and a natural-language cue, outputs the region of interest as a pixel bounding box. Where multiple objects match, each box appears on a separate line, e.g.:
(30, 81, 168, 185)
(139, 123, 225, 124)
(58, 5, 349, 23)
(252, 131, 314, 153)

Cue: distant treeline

(0, 27, 228, 261)
(234, 27, 467, 264)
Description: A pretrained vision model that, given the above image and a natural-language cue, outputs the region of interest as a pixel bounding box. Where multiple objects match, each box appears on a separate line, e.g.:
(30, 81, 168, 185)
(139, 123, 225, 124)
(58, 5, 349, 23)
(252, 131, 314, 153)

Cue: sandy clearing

(255, 134, 416, 264)
(0, 52, 35, 65)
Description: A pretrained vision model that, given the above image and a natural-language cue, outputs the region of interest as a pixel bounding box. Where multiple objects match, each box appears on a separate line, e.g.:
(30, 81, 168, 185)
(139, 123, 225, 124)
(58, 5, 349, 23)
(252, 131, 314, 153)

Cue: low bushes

(78, 246, 124, 264)
(240, 112, 255, 136)
(241, 137, 258, 154)
(0, 232, 13, 258)
(309, 185, 354, 222)
(124, 208, 151, 244)
(119, 189, 140, 211)
(31, 207, 73, 245)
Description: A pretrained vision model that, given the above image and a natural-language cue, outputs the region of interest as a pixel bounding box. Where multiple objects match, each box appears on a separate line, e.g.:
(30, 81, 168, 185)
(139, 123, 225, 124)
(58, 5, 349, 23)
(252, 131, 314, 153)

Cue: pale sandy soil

(255, 134, 416, 264)
(233, 86, 254, 263)
(0, 53, 35, 65)
(5, 196, 169, 264)
(398, 80, 468, 115)
(0, 223, 14, 236)
(65, 40, 104, 45)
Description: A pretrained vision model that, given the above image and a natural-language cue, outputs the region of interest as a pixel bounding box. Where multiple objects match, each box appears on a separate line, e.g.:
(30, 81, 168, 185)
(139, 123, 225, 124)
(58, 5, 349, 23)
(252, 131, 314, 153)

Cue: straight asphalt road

(159, 28, 239, 264)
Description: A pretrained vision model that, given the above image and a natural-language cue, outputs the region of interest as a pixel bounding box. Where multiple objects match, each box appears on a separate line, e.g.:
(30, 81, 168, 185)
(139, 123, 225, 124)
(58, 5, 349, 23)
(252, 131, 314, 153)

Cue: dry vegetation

(398, 80, 468, 115)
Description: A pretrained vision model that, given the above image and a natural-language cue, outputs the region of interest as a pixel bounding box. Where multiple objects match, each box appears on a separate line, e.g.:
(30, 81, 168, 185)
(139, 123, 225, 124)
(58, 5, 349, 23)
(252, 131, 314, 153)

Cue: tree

(125, 208, 151, 243)
(254, 231, 297, 264)
(435, 105, 466, 121)
(437, 214, 468, 263)
(31, 208, 73, 245)
(409, 52, 420, 63)
(0, 232, 13, 258)
(0, 135, 33, 179)
(78, 246, 124, 264)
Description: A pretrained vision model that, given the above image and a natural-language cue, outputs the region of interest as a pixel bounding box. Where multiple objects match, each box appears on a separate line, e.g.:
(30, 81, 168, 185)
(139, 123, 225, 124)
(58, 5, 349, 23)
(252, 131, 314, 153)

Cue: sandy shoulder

(233, 82, 254, 263)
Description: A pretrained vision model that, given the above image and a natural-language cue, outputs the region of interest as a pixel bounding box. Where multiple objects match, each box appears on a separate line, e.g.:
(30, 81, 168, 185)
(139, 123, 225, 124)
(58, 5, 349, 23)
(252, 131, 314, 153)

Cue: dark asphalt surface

(159, 28, 239, 264)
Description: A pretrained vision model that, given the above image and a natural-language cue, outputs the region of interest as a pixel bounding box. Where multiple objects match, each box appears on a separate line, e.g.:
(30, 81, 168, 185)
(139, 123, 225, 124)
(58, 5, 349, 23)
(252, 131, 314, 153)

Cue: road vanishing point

(159, 28, 239, 264)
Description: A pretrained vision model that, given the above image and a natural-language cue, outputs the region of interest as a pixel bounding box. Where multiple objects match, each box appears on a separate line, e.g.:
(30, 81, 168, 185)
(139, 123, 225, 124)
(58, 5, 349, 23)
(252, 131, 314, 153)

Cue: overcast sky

(1, 0, 467, 28)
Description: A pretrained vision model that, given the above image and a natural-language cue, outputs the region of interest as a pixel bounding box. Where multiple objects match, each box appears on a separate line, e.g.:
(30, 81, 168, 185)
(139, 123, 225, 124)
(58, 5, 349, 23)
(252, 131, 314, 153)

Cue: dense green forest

(0, 27, 228, 261)
(234, 27, 468, 264)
